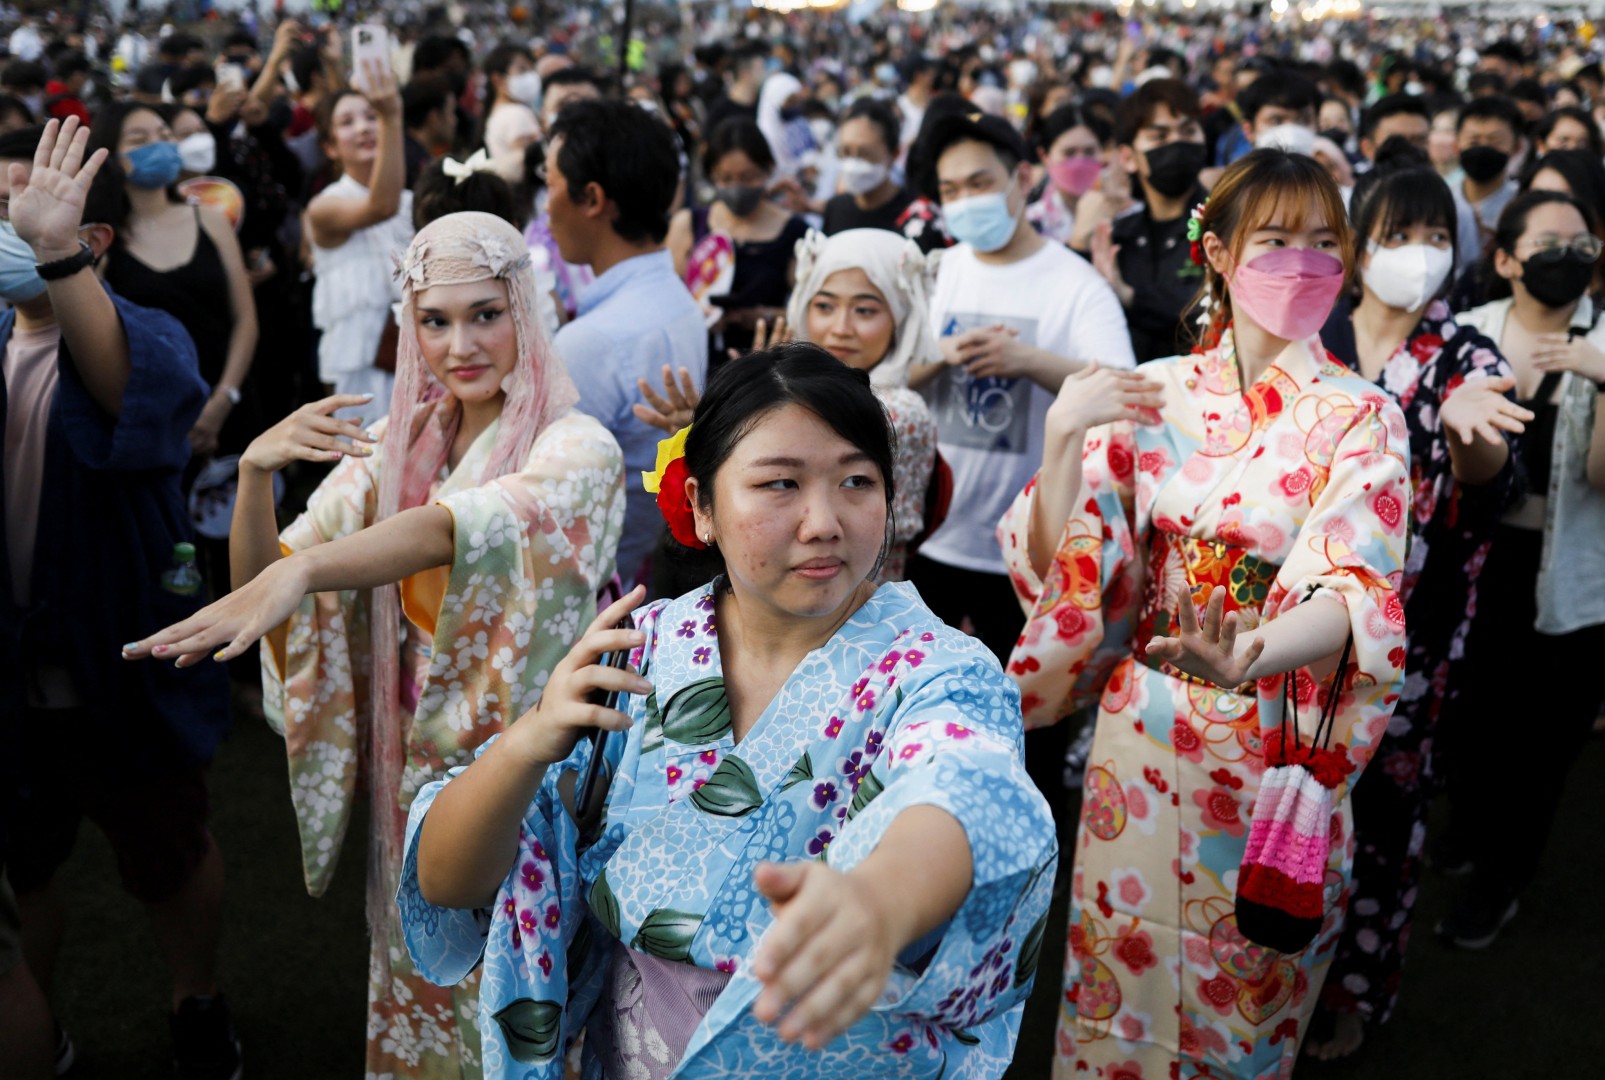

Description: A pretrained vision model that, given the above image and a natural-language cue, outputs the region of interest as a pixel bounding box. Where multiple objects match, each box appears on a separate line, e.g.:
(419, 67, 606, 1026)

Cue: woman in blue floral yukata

(401, 344, 1059, 1079)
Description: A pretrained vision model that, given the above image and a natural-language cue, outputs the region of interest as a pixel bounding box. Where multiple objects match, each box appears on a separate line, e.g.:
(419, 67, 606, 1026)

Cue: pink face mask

(1047, 156, 1105, 198)
(1228, 247, 1346, 342)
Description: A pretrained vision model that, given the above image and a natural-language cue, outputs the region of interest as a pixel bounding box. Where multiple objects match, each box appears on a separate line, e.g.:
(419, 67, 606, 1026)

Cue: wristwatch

(35, 240, 95, 281)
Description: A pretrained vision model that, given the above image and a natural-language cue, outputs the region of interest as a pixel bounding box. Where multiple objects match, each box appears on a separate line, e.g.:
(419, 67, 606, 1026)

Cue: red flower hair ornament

(642, 425, 706, 550)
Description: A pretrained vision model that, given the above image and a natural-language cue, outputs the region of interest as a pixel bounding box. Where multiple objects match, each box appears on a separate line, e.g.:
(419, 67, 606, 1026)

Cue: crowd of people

(1, 2, 1602, 1079)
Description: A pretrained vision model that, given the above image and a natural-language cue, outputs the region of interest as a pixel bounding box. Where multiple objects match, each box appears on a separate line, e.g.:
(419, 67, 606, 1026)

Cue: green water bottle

(160, 542, 203, 597)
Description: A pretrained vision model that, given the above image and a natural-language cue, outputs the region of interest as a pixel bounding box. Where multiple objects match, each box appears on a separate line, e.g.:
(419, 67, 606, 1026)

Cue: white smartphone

(351, 25, 389, 93)
(216, 62, 247, 92)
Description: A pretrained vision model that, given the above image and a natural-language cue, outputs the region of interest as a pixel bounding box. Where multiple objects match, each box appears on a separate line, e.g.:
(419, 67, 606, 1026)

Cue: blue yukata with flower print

(398, 579, 1058, 1078)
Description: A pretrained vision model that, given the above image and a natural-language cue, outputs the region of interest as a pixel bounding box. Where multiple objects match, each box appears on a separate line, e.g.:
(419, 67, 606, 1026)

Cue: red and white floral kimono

(999, 333, 1410, 1079)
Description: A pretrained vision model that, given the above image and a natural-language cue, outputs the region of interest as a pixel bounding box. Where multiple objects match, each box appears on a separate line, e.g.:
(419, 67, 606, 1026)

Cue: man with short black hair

(1236, 68, 1321, 148)
(1094, 79, 1210, 362)
(539, 66, 602, 132)
(908, 111, 1134, 830)
(401, 75, 454, 186)
(1358, 93, 1431, 163)
(1454, 95, 1525, 266)
(706, 41, 768, 134)
(547, 99, 707, 585)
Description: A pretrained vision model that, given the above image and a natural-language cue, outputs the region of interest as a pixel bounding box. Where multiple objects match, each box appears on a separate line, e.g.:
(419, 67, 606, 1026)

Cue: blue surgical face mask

(942, 190, 1021, 253)
(0, 222, 48, 302)
(124, 141, 183, 189)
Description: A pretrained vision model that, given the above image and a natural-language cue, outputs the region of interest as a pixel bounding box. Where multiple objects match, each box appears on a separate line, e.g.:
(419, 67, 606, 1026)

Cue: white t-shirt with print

(918, 240, 1135, 575)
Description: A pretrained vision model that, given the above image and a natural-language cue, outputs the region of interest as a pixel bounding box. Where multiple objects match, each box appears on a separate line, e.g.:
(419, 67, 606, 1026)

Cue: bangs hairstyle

(683, 344, 896, 581)
(1349, 156, 1459, 300)
(1191, 148, 1353, 350)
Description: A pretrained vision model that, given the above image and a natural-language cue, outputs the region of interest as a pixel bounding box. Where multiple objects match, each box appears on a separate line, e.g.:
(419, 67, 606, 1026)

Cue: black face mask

(1459, 145, 1510, 184)
(1520, 248, 1596, 308)
(1144, 140, 1208, 199)
(715, 184, 766, 217)
(1319, 127, 1350, 147)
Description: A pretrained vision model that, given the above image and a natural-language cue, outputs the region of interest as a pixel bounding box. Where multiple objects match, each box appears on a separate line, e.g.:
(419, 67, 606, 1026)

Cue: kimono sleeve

(1432, 331, 1521, 541)
(259, 448, 380, 896)
(399, 729, 624, 1077)
(997, 420, 1144, 728)
(1264, 399, 1410, 797)
(881, 387, 937, 547)
(408, 415, 625, 669)
(53, 293, 206, 473)
(824, 651, 1057, 1031)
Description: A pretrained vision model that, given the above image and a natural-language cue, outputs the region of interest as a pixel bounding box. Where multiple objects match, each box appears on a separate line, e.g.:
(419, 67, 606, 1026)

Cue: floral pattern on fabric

(399, 580, 1058, 1078)
(997, 332, 1410, 1079)
(261, 406, 624, 1079)
(1321, 302, 1518, 1024)
(880, 386, 938, 582)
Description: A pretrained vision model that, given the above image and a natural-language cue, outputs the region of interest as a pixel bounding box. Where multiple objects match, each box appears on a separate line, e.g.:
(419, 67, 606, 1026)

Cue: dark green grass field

(45, 716, 1605, 1078)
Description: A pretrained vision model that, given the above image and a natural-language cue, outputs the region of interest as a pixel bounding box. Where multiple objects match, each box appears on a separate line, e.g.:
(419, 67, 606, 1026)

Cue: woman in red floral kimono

(999, 150, 1410, 1079)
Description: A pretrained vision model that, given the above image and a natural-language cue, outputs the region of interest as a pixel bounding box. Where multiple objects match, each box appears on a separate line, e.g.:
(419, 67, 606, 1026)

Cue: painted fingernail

(214, 650, 228, 661)
(174, 659, 185, 668)
(123, 642, 140, 651)
(152, 644, 168, 655)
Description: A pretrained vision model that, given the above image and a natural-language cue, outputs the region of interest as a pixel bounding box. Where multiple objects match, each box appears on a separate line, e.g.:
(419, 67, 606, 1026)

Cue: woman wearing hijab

(640, 228, 941, 580)
(125, 212, 626, 1079)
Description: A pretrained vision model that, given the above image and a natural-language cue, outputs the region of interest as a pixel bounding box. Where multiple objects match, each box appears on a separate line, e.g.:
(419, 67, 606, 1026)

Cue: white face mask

(839, 157, 889, 196)
(507, 70, 541, 106)
(1365, 241, 1455, 312)
(1256, 122, 1317, 156)
(808, 118, 834, 146)
(177, 131, 217, 174)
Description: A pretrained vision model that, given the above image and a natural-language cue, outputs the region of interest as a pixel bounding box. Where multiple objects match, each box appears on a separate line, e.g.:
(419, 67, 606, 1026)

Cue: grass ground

(46, 715, 1605, 1078)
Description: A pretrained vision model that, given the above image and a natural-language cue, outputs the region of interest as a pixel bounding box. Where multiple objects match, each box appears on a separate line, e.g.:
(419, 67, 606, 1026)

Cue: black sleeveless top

(691, 206, 808, 356)
(103, 208, 258, 452)
(104, 208, 231, 385)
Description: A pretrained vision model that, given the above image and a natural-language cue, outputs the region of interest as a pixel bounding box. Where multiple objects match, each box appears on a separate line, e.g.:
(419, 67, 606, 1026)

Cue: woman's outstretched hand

(750, 861, 906, 1050)
(122, 557, 314, 667)
(1145, 584, 1264, 688)
(507, 586, 650, 768)
(242, 394, 377, 474)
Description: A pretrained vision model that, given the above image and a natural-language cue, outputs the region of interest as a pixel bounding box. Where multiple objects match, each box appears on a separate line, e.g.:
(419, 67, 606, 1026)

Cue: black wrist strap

(36, 241, 95, 282)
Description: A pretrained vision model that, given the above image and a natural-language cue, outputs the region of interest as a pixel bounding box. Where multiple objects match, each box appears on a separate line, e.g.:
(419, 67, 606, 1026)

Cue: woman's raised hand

(1532, 330, 1605, 383)
(123, 557, 316, 667)
(1145, 585, 1264, 688)
(1044, 361, 1166, 438)
(241, 395, 377, 474)
(1440, 375, 1532, 446)
(750, 860, 905, 1050)
(508, 586, 650, 768)
(633, 364, 701, 434)
(361, 58, 402, 123)
(8, 117, 107, 261)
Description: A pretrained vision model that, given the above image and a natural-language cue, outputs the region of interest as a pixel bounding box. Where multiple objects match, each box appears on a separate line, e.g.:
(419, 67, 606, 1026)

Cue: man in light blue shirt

(547, 98, 707, 586)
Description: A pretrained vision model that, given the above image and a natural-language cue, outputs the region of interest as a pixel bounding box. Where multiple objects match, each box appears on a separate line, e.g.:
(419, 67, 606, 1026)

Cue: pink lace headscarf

(366, 211, 578, 930)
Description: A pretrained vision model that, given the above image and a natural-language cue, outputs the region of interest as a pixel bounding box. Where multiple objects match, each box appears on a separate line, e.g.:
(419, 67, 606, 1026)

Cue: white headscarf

(785, 228, 941, 390)
(756, 71, 806, 177)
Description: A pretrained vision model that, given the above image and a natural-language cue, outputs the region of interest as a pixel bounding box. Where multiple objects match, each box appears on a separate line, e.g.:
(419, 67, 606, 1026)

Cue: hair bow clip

(441, 149, 495, 187)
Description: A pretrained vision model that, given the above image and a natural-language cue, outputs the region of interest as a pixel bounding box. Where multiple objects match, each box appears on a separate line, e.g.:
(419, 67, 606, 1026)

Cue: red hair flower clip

(642, 425, 705, 550)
